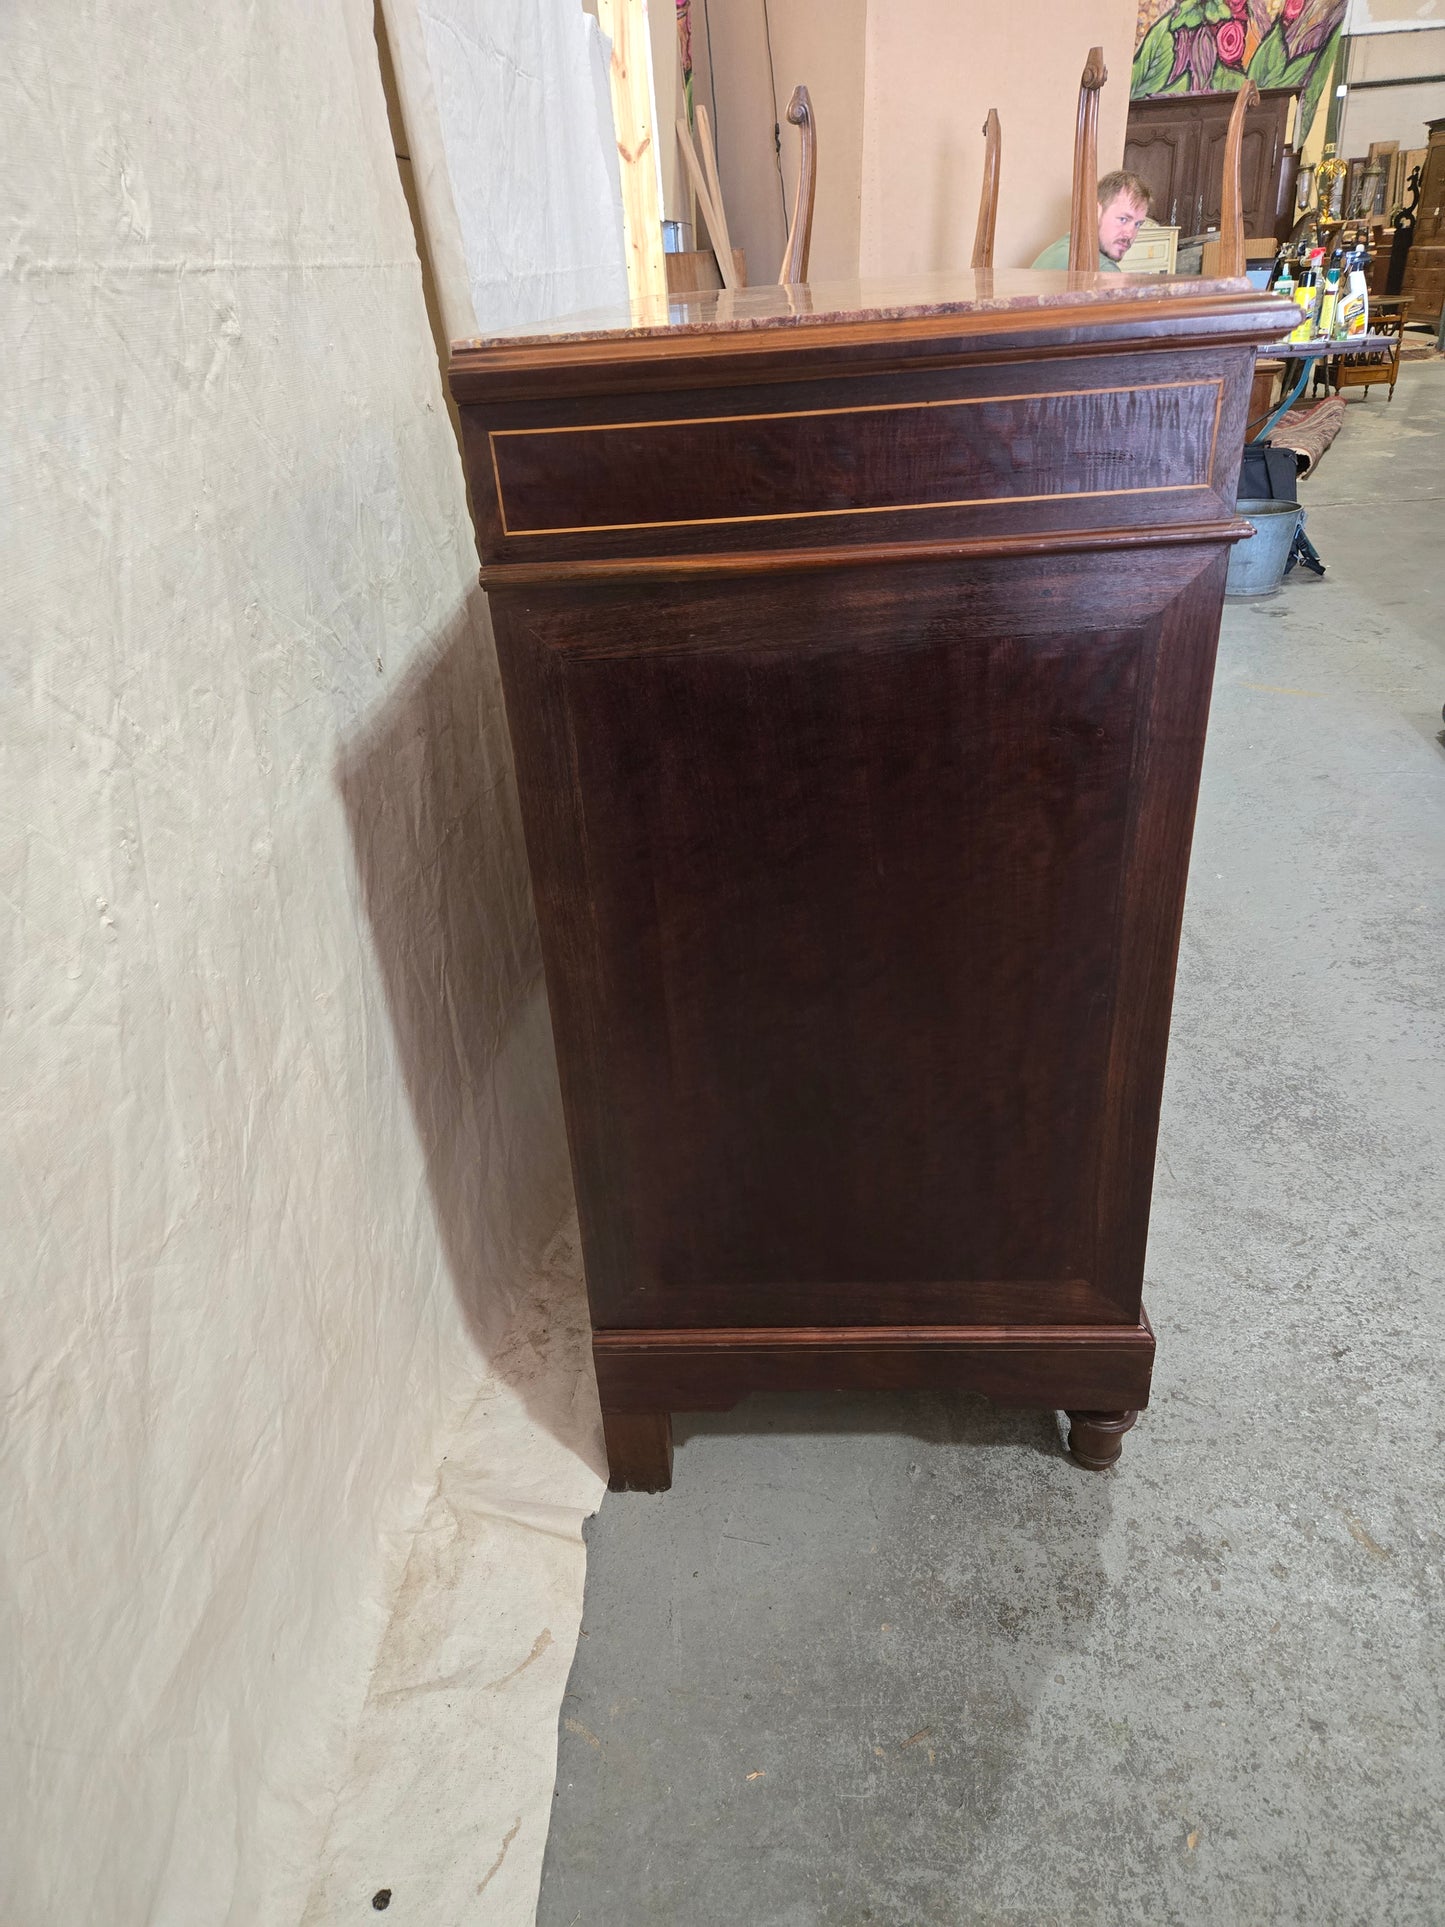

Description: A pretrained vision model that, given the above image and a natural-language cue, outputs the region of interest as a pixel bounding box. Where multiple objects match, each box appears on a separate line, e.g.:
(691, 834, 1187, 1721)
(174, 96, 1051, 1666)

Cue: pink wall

(701, 0, 1138, 283)
(861, 0, 1139, 273)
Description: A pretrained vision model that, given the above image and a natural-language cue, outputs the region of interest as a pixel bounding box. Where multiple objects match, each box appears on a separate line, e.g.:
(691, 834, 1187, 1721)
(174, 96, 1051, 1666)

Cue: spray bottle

(1336, 246, 1370, 338)
(1289, 259, 1319, 344)
(1317, 250, 1344, 338)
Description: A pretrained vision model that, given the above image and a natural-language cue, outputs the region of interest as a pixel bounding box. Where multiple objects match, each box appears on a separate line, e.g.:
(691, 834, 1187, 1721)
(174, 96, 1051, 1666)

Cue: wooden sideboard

(450, 274, 1293, 1491)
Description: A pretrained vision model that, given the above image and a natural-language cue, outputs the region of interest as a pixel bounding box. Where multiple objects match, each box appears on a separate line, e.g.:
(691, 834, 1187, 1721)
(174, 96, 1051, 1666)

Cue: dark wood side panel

(490, 541, 1227, 1335)
(1092, 544, 1230, 1296)
(591, 1318, 1156, 1414)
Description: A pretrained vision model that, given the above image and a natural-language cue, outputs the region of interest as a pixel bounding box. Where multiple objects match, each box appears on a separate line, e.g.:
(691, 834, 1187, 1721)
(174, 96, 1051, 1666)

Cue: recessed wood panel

(490, 380, 1224, 537)
(492, 545, 1222, 1333)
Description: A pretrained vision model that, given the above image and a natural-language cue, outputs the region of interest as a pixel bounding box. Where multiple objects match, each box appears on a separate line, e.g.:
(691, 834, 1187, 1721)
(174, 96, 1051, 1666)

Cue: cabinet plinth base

(595, 1316, 1153, 1492)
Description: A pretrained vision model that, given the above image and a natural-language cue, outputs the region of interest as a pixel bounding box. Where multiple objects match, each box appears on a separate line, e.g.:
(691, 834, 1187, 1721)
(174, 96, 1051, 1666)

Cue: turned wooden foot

(1066, 1408, 1138, 1470)
(602, 1409, 673, 1492)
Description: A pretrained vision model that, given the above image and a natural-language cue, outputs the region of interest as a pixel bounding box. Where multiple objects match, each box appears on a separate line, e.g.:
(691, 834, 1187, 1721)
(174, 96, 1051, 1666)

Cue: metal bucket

(1226, 498, 1303, 598)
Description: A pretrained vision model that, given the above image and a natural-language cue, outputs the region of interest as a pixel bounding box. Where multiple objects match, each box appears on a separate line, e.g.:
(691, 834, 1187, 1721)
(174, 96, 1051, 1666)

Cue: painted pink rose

(1216, 17, 1247, 64)
(1283, 0, 1306, 18)
(1228, 0, 1247, 15)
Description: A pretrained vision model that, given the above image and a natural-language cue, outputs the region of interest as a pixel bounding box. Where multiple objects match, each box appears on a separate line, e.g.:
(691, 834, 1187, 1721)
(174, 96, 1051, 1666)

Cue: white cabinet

(1120, 220, 1180, 274)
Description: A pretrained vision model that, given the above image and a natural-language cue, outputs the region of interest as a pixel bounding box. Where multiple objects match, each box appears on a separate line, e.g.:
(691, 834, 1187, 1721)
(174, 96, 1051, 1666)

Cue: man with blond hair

(1031, 170, 1152, 272)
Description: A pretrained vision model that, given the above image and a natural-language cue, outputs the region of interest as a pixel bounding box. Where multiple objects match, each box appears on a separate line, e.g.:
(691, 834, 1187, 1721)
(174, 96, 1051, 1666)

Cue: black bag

(1238, 443, 1299, 503)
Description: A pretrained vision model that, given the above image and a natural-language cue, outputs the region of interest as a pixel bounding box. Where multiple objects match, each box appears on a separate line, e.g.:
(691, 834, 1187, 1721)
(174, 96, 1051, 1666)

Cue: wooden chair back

(778, 85, 817, 285)
(1218, 80, 1261, 277)
(1068, 48, 1107, 271)
(972, 109, 1001, 271)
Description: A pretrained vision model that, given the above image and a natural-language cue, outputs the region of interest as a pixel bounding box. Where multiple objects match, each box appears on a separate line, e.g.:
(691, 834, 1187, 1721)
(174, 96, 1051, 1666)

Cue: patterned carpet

(1264, 396, 1347, 476)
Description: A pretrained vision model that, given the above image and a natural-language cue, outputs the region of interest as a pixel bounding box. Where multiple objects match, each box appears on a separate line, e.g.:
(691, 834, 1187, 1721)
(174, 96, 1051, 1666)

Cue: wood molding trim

(592, 1318, 1156, 1352)
(593, 1316, 1157, 1414)
(477, 518, 1254, 588)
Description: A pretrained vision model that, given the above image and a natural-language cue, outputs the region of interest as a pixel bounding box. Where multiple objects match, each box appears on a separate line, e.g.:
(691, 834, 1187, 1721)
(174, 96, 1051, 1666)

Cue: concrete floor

(537, 364, 1445, 1927)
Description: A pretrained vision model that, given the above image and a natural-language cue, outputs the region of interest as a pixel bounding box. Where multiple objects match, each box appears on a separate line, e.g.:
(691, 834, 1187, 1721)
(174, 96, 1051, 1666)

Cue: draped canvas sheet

(383, 0, 628, 339)
(2, 0, 619, 1919)
(303, 4, 627, 1919)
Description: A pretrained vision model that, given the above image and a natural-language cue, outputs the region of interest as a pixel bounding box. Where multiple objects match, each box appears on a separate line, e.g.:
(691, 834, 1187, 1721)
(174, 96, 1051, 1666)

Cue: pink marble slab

(454, 269, 1261, 352)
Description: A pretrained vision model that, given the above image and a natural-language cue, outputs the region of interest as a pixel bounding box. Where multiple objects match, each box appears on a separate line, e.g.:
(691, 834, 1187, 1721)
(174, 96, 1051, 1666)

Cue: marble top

(454, 269, 1267, 352)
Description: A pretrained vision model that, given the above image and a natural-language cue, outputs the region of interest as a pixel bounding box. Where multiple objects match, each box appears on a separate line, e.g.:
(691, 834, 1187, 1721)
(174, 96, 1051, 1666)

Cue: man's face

(1098, 193, 1149, 262)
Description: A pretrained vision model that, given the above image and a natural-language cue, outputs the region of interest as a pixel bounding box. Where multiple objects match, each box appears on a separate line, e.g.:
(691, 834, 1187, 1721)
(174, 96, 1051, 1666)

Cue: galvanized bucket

(1226, 498, 1304, 599)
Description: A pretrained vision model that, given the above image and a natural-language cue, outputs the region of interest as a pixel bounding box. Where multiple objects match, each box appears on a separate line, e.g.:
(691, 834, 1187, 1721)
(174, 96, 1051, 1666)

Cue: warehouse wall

(704, 0, 1137, 286)
(859, 0, 1139, 276)
(1340, 27, 1445, 154)
(1345, 0, 1443, 28)
(1, 0, 586, 1918)
(746, 0, 870, 283)
(697, 0, 792, 284)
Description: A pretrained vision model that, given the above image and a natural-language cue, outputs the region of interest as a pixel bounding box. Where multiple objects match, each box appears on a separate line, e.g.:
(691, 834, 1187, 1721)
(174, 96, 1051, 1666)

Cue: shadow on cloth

(336, 581, 604, 1476)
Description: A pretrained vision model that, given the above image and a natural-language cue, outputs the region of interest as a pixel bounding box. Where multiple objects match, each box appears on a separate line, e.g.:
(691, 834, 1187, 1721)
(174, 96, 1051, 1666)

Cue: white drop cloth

(2, 0, 619, 1920)
(383, 0, 628, 338)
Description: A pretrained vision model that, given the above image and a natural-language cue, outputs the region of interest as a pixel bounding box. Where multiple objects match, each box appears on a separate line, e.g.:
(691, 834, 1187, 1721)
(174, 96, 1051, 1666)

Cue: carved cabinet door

(1124, 112, 1202, 232)
(1127, 90, 1295, 241)
(1198, 95, 1287, 236)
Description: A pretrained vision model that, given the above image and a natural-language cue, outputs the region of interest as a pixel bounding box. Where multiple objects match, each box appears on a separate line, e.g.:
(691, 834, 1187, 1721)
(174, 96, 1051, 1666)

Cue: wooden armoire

(1125, 88, 1300, 241)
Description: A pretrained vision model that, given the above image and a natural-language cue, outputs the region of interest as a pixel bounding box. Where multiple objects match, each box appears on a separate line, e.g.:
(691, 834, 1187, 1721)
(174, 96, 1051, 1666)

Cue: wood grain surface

(489, 380, 1223, 537)
(450, 278, 1289, 1489)
(465, 345, 1258, 569)
(493, 545, 1222, 1340)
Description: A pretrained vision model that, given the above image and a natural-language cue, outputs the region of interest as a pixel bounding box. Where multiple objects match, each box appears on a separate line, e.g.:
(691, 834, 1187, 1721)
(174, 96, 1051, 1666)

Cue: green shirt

(1029, 238, 1120, 272)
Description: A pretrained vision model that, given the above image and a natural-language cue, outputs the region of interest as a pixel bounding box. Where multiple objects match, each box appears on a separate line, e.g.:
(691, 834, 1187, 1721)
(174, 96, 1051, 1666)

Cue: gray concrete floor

(537, 364, 1445, 1927)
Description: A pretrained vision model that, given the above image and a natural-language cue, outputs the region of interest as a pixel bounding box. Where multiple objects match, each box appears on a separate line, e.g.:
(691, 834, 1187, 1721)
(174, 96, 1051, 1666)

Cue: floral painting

(677, 0, 694, 127)
(1133, 0, 1346, 139)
